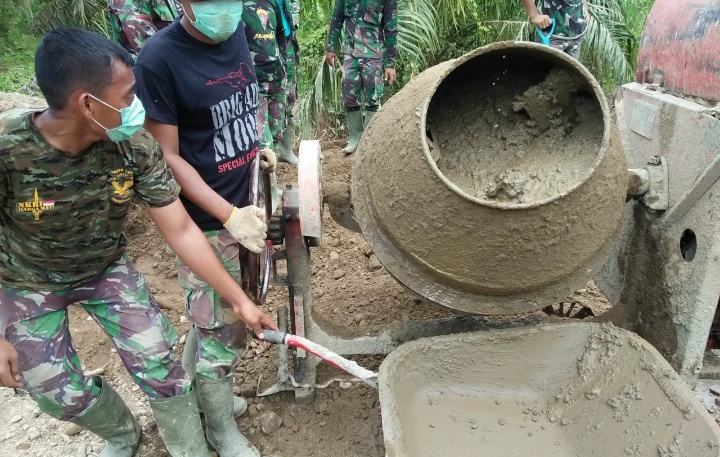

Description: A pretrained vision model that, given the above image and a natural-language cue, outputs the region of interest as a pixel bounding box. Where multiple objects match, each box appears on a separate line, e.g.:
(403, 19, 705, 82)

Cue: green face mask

(190, 0, 245, 42)
(90, 95, 146, 143)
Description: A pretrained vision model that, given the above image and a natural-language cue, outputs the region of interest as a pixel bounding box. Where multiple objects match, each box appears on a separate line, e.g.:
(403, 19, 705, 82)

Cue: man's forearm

(164, 154, 234, 224)
(521, 0, 541, 18)
(154, 205, 255, 311)
(325, 0, 344, 51)
(277, 14, 289, 59)
(383, 0, 398, 68)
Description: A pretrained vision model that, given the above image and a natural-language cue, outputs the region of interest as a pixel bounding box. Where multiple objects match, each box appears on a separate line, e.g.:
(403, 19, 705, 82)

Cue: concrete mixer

(251, 0, 720, 454)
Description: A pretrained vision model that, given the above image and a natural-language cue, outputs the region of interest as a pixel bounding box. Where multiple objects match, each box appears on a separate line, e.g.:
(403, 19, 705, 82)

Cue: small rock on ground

(332, 269, 346, 280)
(65, 423, 84, 436)
(368, 255, 382, 272)
(260, 411, 283, 435)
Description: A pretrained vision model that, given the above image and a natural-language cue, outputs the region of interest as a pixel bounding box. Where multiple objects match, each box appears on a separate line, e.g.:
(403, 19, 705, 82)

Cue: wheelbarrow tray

(378, 322, 720, 457)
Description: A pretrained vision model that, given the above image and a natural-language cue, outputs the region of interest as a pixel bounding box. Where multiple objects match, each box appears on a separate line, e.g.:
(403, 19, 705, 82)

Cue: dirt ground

(1, 92, 719, 456)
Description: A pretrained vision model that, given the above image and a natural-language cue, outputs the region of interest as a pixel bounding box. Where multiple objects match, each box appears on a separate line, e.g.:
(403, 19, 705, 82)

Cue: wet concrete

(379, 323, 720, 457)
(433, 67, 602, 204)
(352, 42, 628, 315)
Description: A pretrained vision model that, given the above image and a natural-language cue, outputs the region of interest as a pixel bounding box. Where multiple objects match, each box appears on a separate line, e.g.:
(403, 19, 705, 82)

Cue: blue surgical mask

(190, 0, 244, 42)
(90, 95, 146, 143)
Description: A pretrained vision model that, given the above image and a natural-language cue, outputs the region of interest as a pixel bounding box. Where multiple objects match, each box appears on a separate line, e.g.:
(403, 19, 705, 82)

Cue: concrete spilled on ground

(379, 323, 720, 457)
(430, 67, 603, 205)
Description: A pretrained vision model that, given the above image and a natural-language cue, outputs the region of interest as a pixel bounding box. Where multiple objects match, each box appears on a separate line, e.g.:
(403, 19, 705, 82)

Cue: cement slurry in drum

(379, 324, 720, 457)
(432, 67, 603, 205)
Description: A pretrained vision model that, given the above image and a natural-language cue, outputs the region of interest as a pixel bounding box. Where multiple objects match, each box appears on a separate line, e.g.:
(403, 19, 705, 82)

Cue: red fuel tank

(637, 0, 720, 102)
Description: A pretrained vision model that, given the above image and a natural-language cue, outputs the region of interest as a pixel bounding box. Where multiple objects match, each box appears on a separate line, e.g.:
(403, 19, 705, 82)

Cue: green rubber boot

(72, 377, 141, 457)
(276, 129, 298, 165)
(149, 389, 212, 457)
(182, 327, 248, 418)
(364, 109, 378, 130)
(342, 110, 364, 154)
(196, 376, 261, 457)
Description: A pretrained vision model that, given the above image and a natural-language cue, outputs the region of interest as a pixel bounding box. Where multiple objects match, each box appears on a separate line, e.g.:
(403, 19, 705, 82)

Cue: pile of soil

(0, 92, 45, 112)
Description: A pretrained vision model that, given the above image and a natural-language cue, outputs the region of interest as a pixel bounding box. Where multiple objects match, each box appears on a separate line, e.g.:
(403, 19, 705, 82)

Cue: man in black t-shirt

(134, 1, 273, 455)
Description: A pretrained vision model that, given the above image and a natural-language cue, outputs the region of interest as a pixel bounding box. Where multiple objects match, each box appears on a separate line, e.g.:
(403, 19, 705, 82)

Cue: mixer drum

(352, 42, 628, 315)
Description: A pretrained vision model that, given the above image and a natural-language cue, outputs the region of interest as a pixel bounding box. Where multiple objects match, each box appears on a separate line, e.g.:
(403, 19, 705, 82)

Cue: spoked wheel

(543, 301, 595, 319)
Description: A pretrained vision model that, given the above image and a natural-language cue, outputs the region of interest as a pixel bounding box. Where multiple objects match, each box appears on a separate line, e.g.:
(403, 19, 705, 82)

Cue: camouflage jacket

(325, 0, 398, 68)
(108, 0, 179, 57)
(539, 0, 587, 39)
(243, 0, 288, 83)
(0, 109, 179, 291)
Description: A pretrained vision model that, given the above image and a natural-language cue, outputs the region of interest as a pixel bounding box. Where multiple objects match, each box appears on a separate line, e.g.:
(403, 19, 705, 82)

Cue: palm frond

(397, 0, 440, 71)
(294, 0, 655, 137)
(35, 0, 107, 33)
(581, 2, 637, 87)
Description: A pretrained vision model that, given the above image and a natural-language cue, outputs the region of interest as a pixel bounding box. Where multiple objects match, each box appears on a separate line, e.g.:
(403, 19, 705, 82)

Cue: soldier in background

(325, 0, 398, 155)
(274, 0, 300, 165)
(107, 0, 179, 59)
(521, 0, 590, 59)
(243, 0, 291, 163)
(243, 0, 291, 210)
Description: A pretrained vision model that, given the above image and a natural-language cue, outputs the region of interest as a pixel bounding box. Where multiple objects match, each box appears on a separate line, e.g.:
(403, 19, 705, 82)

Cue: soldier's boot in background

(342, 109, 364, 154)
(196, 376, 261, 457)
(276, 129, 299, 165)
(181, 326, 248, 418)
(149, 389, 212, 457)
(72, 376, 141, 457)
(363, 109, 377, 130)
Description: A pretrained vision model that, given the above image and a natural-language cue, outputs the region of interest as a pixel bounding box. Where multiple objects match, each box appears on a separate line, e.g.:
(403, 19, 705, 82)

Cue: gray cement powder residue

(431, 67, 603, 204)
(379, 324, 720, 457)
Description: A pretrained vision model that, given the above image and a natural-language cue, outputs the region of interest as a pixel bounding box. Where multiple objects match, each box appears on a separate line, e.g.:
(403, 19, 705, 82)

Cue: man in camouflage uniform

(326, 0, 398, 154)
(244, 0, 291, 209)
(522, 0, 589, 59)
(107, 0, 179, 59)
(274, 0, 300, 165)
(243, 0, 288, 155)
(0, 28, 275, 457)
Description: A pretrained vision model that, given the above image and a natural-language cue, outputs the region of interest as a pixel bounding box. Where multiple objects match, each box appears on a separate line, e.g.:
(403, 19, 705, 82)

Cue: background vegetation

(0, 0, 655, 137)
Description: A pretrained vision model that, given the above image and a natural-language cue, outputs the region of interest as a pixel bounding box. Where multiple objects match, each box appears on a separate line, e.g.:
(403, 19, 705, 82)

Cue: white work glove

(260, 148, 277, 174)
(223, 205, 267, 253)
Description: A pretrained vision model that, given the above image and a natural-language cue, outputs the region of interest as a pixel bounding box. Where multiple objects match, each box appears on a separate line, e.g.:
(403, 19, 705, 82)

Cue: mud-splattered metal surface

(637, 0, 720, 102)
(352, 42, 628, 315)
(379, 323, 720, 457)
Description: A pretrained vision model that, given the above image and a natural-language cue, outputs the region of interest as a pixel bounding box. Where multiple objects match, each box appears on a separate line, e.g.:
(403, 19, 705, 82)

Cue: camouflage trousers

(257, 80, 287, 149)
(0, 254, 188, 421)
(549, 36, 583, 59)
(342, 55, 383, 111)
(177, 229, 248, 381)
(284, 39, 299, 127)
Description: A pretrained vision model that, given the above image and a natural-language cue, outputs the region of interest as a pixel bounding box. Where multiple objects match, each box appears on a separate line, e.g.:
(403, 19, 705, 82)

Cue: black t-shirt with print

(134, 20, 260, 231)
